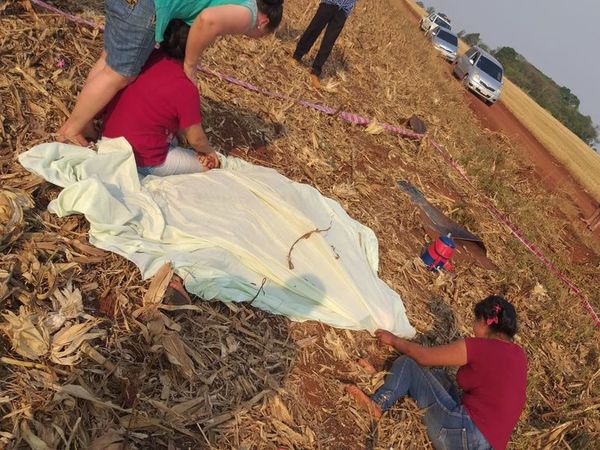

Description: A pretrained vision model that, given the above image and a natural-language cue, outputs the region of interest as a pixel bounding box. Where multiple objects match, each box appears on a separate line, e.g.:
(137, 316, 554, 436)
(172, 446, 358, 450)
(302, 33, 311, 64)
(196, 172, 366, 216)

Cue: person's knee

(393, 355, 418, 370)
(103, 66, 135, 89)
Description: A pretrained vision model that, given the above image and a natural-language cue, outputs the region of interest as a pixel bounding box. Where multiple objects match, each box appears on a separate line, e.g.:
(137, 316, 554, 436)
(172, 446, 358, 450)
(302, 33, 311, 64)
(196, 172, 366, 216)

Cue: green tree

(426, 6, 435, 14)
(493, 46, 598, 146)
(416, 1, 425, 7)
(463, 32, 481, 46)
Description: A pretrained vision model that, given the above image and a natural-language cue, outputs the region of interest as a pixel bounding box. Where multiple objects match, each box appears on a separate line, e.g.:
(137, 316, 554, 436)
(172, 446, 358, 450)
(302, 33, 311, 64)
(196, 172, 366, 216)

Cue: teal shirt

(154, 0, 258, 43)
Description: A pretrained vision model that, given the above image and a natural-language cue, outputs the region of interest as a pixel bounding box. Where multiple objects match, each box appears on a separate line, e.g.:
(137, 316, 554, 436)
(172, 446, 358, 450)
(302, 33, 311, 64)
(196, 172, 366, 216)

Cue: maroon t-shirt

(457, 338, 527, 450)
(102, 51, 202, 167)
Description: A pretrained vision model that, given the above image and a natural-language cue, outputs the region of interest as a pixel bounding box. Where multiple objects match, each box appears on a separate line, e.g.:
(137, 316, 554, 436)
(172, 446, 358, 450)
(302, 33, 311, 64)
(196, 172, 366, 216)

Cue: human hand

(375, 329, 398, 348)
(198, 151, 220, 170)
(184, 60, 198, 82)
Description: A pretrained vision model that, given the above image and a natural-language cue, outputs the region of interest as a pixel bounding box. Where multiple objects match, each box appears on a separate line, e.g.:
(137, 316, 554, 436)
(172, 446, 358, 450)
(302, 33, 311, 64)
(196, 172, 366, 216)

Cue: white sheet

(19, 138, 415, 336)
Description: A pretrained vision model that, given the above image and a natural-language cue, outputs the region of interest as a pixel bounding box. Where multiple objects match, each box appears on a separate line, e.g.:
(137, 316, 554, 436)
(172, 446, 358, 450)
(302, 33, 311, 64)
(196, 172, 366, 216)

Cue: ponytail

(474, 295, 518, 337)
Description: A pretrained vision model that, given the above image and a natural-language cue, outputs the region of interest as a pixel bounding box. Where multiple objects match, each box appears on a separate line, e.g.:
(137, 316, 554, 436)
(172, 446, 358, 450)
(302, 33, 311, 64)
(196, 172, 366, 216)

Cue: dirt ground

(466, 96, 600, 221)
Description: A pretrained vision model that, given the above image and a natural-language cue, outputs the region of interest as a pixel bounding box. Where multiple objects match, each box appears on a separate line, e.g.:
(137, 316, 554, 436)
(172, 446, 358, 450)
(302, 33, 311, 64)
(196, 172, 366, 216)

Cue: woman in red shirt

(346, 296, 527, 450)
(100, 19, 220, 176)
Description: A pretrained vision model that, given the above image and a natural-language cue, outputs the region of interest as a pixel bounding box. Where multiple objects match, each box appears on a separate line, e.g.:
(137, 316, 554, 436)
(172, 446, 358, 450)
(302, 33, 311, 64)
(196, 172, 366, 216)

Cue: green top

(154, 0, 258, 43)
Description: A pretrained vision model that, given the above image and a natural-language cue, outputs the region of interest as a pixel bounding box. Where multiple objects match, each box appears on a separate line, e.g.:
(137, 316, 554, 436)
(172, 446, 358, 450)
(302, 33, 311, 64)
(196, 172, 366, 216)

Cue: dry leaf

(161, 332, 195, 378)
(20, 421, 51, 450)
(0, 188, 33, 250)
(0, 308, 49, 360)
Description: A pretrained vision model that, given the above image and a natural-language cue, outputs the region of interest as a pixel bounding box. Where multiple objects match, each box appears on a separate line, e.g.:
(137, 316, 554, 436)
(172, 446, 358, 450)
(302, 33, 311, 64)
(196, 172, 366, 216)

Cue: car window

(465, 48, 476, 58)
(477, 56, 503, 82)
(470, 52, 480, 64)
(434, 17, 451, 29)
(437, 30, 457, 46)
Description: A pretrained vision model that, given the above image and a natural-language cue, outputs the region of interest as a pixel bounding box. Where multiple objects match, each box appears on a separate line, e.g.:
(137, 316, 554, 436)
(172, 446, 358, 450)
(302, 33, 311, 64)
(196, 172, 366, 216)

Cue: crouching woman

(346, 295, 527, 450)
(101, 19, 219, 176)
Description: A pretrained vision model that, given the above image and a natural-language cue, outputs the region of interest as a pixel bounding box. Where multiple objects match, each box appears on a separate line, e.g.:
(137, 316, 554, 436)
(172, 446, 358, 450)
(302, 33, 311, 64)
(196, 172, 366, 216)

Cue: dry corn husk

(1, 307, 49, 360)
(0, 188, 33, 250)
(1, 303, 104, 365)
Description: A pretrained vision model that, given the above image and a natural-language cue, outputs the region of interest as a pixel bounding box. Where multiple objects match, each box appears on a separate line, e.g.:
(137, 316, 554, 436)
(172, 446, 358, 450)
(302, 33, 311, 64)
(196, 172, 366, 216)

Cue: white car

(428, 27, 458, 62)
(420, 12, 451, 33)
(453, 46, 504, 105)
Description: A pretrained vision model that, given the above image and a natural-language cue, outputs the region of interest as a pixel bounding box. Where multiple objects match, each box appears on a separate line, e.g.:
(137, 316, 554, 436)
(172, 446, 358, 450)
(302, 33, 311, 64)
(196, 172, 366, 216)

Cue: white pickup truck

(420, 12, 451, 33)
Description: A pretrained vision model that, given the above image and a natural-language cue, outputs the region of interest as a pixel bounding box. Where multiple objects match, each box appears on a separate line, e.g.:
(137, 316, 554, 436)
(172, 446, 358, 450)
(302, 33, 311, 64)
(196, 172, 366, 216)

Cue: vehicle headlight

(472, 73, 481, 83)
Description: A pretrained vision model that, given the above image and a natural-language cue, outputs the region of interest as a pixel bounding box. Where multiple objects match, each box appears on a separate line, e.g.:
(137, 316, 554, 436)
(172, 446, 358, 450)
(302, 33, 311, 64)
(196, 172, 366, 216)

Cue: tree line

(416, 2, 599, 147)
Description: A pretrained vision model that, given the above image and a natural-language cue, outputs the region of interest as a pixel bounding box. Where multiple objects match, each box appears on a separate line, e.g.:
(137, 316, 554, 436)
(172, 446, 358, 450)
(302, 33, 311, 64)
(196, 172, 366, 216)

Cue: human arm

(375, 329, 467, 367)
(184, 5, 253, 80)
(181, 124, 220, 169)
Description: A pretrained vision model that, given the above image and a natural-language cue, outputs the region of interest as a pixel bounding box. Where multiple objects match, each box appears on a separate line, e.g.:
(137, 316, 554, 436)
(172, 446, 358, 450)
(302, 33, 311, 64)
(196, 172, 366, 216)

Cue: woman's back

(101, 51, 201, 166)
(458, 337, 528, 450)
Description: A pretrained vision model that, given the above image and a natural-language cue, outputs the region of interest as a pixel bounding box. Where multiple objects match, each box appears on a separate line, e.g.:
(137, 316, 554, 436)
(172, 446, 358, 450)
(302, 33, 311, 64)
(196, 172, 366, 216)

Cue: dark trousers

(293, 3, 347, 77)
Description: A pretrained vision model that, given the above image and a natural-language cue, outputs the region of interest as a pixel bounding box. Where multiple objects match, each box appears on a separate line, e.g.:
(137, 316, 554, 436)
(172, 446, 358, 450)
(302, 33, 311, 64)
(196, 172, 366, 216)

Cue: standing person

(346, 295, 528, 450)
(100, 19, 219, 176)
(292, 0, 356, 88)
(57, 0, 284, 146)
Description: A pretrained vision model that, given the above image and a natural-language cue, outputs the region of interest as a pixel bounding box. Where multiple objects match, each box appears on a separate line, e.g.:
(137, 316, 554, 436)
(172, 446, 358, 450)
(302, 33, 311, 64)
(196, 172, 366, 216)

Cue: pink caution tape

(29, 0, 600, 327)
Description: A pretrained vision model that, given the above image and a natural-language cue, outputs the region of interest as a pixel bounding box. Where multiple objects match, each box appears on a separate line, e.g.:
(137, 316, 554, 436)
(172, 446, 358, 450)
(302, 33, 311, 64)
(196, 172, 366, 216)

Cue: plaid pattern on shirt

(321, 0, 357, 16)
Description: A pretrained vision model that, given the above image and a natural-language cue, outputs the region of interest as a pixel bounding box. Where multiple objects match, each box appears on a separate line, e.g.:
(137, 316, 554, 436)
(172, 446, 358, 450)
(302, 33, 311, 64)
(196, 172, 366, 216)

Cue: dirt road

(466, 92, 599, 217)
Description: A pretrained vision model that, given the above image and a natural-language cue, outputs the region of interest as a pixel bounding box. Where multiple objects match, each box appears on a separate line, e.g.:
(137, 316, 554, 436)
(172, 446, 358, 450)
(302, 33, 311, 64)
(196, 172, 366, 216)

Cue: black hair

(162, 19, 190, 61)
(257, 0, 284, 31)
(474, 295, 518, 338)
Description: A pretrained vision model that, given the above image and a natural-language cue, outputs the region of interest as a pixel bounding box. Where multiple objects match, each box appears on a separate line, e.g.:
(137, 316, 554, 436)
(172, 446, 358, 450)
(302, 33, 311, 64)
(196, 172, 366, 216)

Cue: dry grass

(1, 0, 599, 449)
(501, 80, 600, 199)
(405, 0, 600, 200)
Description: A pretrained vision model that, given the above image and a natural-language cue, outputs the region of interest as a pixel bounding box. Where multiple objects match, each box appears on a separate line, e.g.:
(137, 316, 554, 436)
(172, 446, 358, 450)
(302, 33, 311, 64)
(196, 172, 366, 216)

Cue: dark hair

(162, 19, 190, 61)
(257, 0, 284, 31)
(474, 295, 518, 338)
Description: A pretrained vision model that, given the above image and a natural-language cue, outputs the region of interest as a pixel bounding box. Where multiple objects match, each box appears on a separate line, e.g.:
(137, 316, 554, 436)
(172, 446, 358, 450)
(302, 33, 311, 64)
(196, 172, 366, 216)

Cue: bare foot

(310, 74, 321, 89)
(344, 384, 382, 419)
(357, 358, 377, 375)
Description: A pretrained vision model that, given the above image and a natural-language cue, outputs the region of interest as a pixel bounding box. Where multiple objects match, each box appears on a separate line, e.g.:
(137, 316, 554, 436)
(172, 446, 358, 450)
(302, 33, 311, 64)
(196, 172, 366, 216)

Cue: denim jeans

(104, 0, 156, 77)
(371, 356, 491, 450)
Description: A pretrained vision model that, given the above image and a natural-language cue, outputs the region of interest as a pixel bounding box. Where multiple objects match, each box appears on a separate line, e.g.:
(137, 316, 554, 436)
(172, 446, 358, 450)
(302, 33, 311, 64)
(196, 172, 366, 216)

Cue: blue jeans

(371, 356, 491, 450)
(105, 0, 156, 77)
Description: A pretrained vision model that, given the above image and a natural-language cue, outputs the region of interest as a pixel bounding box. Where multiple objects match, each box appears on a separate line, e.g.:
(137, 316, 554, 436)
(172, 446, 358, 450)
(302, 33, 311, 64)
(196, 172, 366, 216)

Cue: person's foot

(357, 358, 377, 375)
(290, 55, 303, 66)
(163, 274, 192, 305)
(344, 384, 382, 419)
(310, 74, 321, 89)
